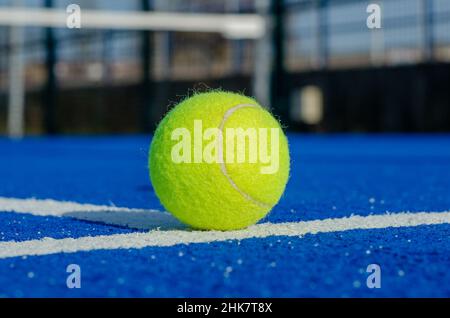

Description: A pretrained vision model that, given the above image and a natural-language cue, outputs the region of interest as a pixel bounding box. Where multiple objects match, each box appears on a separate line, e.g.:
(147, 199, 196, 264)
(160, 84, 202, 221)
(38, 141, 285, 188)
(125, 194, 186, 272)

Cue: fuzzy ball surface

(149, 91, 290, 230)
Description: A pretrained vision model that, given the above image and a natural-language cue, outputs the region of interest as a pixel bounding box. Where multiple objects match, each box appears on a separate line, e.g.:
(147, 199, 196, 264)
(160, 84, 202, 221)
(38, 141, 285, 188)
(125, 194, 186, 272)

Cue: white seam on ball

(218, 103, 271, 209)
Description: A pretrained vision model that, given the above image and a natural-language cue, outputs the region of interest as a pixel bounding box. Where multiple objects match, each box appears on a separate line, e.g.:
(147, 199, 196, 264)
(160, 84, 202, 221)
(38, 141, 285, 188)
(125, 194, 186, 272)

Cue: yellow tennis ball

(149, 91, 290, 230)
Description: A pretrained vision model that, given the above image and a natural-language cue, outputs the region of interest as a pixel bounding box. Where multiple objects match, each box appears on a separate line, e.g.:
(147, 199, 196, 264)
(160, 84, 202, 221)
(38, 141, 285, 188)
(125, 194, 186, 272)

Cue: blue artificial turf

(0, 212, 140, 242)
(0, 224, 449, 297)
(0, 134, 449, 297)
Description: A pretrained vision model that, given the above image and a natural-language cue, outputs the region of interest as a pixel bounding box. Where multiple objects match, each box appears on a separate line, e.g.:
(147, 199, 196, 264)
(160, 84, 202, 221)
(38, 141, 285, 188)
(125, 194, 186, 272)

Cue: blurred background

(0, 0, 449, 136)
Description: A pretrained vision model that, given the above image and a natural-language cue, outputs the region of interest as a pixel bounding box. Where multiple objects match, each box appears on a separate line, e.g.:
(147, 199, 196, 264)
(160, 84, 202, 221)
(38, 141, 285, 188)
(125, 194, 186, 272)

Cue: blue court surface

(0, 134, 449, 297)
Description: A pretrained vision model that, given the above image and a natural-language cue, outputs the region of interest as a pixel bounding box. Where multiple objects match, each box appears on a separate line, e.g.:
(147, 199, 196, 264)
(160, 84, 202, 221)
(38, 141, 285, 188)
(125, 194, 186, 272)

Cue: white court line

(0, 204, 449, 258)
(0, 197, 142, 215)
(0, 197, 185, 230)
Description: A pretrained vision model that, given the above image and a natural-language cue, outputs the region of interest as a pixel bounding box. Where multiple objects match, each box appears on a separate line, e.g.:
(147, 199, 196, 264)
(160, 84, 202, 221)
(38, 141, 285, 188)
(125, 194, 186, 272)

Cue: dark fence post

(318, 0, 329, 68)
(141, 0, 152, 133)
(270, 0, 290, 125)
(44, 0, 57, 134)
(422, 0, 434, 62)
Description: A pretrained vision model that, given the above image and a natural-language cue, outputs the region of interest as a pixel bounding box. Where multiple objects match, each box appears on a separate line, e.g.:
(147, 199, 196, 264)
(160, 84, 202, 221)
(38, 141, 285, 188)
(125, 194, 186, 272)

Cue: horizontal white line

(0, 197, 185, 230)
(0, 197, 141, 214)
(0, 211, 449, 259)
(0, 8, 265, 39)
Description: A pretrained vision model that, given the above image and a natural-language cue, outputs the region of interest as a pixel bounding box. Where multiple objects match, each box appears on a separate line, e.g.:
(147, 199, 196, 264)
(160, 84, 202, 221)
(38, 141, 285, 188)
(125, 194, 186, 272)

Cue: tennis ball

(149, 91, 289, 230)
